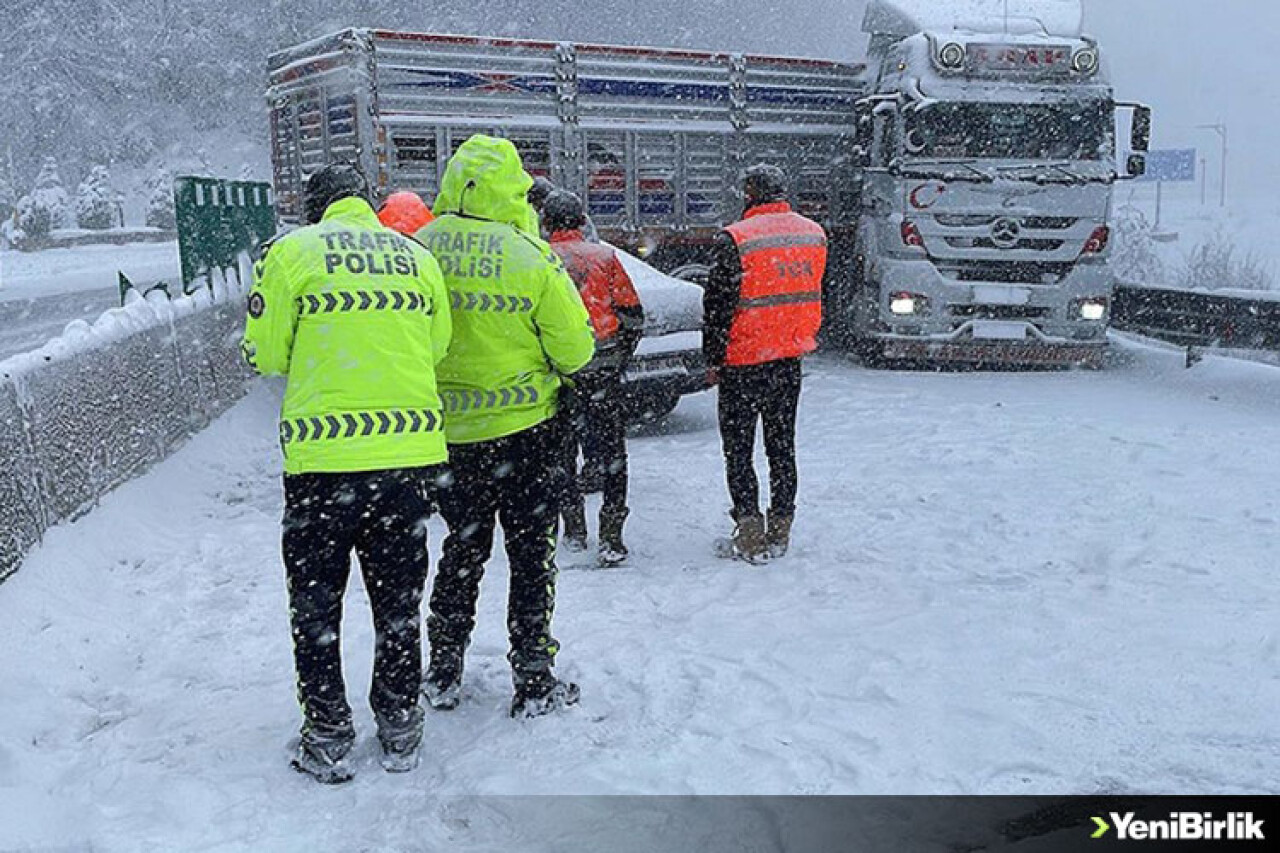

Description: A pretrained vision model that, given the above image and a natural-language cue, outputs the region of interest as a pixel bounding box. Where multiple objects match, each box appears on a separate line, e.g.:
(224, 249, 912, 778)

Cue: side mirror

(1126, 153, 1147, 178)
(1130, 105, 1152, 153)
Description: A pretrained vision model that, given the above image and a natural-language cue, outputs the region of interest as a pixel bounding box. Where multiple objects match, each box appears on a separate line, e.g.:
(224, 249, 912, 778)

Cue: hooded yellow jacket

(416, 135, 594, 445)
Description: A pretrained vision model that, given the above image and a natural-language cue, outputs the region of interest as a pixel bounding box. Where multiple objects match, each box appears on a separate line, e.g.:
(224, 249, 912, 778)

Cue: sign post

(1136, 148, 1196, 241)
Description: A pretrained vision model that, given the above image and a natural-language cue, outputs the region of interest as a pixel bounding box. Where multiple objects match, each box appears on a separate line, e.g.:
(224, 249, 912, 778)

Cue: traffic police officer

(413, 136, 596, 718)
(242, 163, 452, 782)
(704, 164, 828, 563)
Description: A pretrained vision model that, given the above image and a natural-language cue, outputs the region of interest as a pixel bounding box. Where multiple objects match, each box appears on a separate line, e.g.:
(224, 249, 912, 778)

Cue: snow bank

(0, 263, 253, 581)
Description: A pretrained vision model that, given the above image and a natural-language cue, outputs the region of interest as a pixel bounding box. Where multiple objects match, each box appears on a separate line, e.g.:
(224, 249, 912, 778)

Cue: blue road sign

(1140, 149, 1197, 183)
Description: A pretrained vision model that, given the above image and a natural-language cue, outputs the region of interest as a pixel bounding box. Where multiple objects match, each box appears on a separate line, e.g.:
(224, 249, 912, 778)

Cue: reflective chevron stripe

(279, 409, 442, 444)
(448, 291, 534, 313)
(296, 290, 429, 315)
(439, 385, 541, 413)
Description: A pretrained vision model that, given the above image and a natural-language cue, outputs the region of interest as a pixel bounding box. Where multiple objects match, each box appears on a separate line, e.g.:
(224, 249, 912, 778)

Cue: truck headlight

(890, 292, 927, 316)
(1072, 48, 1099, 75)
(1078, 299, 1107, 321)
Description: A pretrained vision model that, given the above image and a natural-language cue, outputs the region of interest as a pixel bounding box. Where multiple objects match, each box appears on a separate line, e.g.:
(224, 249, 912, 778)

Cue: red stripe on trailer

(369, 29, 860, 73)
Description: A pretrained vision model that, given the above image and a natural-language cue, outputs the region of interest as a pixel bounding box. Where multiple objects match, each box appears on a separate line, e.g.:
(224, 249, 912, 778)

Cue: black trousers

(717, 358, 803, 521)
(428, 419, 565, 694)
(562, 370, 629, 517)
(282, 467, 437, 744)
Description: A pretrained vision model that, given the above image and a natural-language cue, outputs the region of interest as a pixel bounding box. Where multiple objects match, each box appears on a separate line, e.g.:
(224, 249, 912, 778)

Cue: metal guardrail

(1112, 283, 1280, 356)
(0, 283, 253, 582)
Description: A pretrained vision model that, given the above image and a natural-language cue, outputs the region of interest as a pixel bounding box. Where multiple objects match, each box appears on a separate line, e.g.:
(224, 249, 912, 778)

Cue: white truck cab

(846, 0, 1151, 367)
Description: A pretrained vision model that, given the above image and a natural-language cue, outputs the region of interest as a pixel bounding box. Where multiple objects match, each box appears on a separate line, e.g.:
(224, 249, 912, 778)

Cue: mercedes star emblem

(991, 218, 1022, 249)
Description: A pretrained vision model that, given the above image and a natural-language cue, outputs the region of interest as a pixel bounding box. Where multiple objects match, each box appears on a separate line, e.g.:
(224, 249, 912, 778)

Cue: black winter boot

(423, 648, 464, 711)
(291, 733, 355, 784)
(510, 679, 581, 719)
(597, 507, 629, 567)
(562, 505, 589, 553)
(376, 705, 425, 773)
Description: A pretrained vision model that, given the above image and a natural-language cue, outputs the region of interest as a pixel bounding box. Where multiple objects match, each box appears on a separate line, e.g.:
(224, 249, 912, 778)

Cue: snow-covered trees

(0, 165, 15, 223)
(145, 170, 176, 231)
(0, 0, 774, 186)
(1109, 205, 1165, 285)
(75, 165, 119, 230)
(13, 157, 71, 248)
(1179, 229, 1274, 293)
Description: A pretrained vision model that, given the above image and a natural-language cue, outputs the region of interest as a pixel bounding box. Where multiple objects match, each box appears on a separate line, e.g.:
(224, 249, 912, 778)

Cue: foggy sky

(1084, 0, 1280, 204)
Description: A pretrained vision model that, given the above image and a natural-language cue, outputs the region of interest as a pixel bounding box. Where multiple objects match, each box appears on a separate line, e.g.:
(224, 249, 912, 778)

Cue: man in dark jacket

(543, 190, 645, 566)
(703, 164, 828, 563)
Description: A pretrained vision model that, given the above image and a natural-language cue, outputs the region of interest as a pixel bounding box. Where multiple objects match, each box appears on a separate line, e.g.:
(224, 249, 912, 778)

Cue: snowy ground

(0, 338, 1276, 850)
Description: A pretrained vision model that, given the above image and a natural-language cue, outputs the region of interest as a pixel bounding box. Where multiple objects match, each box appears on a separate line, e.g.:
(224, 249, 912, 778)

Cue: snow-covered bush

(1178, 228, 1274, 293)
(75, 165, 119, 230)
(14, 158, 72, 247)
(1108, 205, 1165, 286)
(145, 170, 176, 231)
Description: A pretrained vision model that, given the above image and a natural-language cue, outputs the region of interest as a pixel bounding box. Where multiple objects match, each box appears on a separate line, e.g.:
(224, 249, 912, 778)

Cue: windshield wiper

(994, 162, 1096, 185)
(898, 160, 995, 183)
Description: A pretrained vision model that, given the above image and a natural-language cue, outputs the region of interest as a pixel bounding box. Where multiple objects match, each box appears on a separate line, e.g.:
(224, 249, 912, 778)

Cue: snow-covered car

(613, 248, 709, 422)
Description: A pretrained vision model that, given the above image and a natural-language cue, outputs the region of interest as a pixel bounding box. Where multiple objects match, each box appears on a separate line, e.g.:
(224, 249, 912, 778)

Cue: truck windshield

(904, 102, 1111, 162)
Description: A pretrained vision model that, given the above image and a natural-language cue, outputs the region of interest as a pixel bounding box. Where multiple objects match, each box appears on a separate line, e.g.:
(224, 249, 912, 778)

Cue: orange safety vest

(724, 202, 827, 366)
(549, 230, 641, 341)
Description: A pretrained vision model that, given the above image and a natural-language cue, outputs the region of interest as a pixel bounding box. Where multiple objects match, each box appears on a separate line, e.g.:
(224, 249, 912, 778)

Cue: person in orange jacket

(378, 191, 434, 236)
(543, 190, 644, 566)
(704, 164, 828, 563)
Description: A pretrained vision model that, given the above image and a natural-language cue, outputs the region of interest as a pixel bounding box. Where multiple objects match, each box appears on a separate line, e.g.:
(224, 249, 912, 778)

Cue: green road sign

(174, 177, 276, 292)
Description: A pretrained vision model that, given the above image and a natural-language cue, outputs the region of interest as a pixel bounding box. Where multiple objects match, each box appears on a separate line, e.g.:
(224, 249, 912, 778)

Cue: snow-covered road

(1, 340, 1277, 849)
(0, 242, 182, 360)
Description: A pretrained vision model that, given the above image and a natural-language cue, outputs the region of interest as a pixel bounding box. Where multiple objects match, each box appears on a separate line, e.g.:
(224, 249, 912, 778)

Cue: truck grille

(935, 260, 1076, 285)
(950, 305, 1051, 320)
(933, 214, 1077, 230)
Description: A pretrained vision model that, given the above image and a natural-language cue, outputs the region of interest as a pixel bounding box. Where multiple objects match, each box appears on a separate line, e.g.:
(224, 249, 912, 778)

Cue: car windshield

(904, 101, 1113, 161)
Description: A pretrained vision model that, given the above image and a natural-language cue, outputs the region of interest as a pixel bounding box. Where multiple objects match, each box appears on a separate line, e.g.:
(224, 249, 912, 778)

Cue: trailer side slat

(266, 27, 868, 233)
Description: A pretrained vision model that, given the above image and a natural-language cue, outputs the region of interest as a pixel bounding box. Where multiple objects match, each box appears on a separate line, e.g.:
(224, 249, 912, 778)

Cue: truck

(845, 0, 1151, 367)
(266, 0, 1148, 371)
